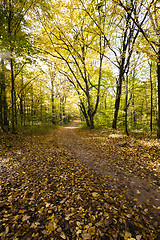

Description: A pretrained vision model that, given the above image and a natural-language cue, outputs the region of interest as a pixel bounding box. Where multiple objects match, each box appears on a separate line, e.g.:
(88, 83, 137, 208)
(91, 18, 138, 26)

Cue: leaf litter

(0, 123, 160, 239)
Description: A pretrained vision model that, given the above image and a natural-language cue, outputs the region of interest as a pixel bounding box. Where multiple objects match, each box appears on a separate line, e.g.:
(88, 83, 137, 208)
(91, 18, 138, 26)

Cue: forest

(0, 0, 160, 136)
(0, 0, 160, 239)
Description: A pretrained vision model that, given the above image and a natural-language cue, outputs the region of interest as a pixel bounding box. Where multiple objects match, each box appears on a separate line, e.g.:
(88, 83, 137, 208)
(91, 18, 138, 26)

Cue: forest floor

(0, 120, 160, 240)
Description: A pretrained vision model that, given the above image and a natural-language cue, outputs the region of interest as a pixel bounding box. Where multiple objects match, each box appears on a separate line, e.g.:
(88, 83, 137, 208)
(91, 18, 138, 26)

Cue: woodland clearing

(0, 121, 160, 239)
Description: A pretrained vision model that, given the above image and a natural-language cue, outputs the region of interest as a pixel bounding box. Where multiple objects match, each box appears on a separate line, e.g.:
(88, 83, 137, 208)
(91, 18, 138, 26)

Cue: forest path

(52, 121, 160, 208)
(0, 121, 160, 239)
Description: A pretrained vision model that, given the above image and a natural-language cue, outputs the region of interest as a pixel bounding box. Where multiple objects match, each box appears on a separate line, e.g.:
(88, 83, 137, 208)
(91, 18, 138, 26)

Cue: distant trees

(112, 0, 160, 136)
(36, 0, 106, 128)
(0, 0, 74, 132)
(0, 0, 36, 132)
(0, 0, 160, 137)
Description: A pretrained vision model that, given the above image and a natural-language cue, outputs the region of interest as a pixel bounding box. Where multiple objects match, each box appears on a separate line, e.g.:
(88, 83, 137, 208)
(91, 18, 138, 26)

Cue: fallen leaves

(0, 126, 160, 239)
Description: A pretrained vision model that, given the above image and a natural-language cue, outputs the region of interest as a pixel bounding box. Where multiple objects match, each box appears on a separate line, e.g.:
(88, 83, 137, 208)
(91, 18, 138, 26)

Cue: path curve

(53, 121, 160, 209)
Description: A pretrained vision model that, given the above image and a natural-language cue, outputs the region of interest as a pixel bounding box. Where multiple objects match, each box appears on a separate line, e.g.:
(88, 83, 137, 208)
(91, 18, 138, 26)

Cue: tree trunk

(14, 90, 17, 126)
(0, 59, 9, 130)
(112, 74, 123, 129)
(79, 102, 90, 127)
(24, 97, 26, 126)
(10, 57, 15, 133)
(88, 105, 95, 129)
(62, 97, 66, 124)
(0, 59, 4, 129)
(0, 78, 2, 129)
(149, 62, 153, 133)
(20, 96, 23, 127)
(124, 75, 129, 136)
(20, 77, 24, 127)
(157, 42, 160, 138)
(51, 79, 55, 123)
(59, 97, 62, 123)
(132, 74, 136, 128)
(89, 114, 94, 129)
(31, 85, 34, 126)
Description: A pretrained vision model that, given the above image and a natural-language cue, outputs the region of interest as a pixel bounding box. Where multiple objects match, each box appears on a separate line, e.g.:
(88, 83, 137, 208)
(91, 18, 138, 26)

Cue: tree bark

(125, 75, 129, 136)
(10, 57, 15, 133)
(51, 78, 55, 124)
(79, 101, 90, 127)
(0, 75, 2, 129)
(149, 62, 153, 133)
(89, 114, 94, 129)
(20, 76, 24, 127)
(157, 41, 160, 138)
(112, 73, 123, 129)
(0, 59, 9, 130)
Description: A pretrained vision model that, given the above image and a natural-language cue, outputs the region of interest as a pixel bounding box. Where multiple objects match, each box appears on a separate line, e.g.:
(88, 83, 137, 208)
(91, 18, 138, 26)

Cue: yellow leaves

(82, 232, 91, 239)
(38, 207, 44, 213)
(46, 221, 57, 234)
(88, 226, 96, 235)
(124, 231, 136, 240)
(1, 123, 160, 239)
(5, 226, 9, 235)
(47, 213, 55, 220)
(104, 192, 109, 197)
(22, 215, 30, 221)
(136, 235, 142, 240)
(13, 215, 19, 221)
(60, 232, 66, 239)
(103, 211, 109, 218)
(69, 220, 74, 225)
(18, 209, 26, 214)
(89, 215, 96, 223)
(45, 202, 50, 208)
(92, 192, 99, 198)
(136, 190, 141, 195)
(133, 198, 138, 201)
(46, 217, 57, 234)
(30, 222, 40, 228)
(76, 229, 82, 236)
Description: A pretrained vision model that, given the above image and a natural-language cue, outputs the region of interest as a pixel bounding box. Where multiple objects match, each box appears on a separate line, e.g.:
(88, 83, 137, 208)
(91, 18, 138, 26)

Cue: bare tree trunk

(14, 90, 17, 126)
(20, 76, 24, 127)
(125, 75, 129, 136)
(157, 42, 160, 138)
(24, 96, 26, 126)
(31, 85, 34, 126)
(0, 76, 2, 129)
(89, 114, 94, 129)
(0, 59, 9, 130)
(10, 57, 15, 133)
(59, 97, 62, 123)
(112, 73, 123, 129)
(79, 101, 90, 127)
(149, 62, 153, 133)
(51, 79, 55, 123)
(132, 71, 136, 128)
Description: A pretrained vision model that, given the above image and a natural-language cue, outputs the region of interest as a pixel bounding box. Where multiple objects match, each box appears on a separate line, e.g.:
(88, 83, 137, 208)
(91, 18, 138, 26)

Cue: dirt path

(0, 121, 160, 239)
(55, 121, 160, 208)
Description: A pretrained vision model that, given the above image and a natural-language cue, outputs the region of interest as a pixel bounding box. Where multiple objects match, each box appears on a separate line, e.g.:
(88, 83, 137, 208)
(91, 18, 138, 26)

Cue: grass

(16, 123, 58, 135)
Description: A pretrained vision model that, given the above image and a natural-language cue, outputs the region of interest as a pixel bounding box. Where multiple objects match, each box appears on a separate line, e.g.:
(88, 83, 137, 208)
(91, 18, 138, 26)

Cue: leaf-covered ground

(0, 121, 160, 239)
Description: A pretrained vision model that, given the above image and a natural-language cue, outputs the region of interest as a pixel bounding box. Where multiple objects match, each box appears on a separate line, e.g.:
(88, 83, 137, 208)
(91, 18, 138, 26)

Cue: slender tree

(115, 0, 160, 137)
(36, 1, 106, 128)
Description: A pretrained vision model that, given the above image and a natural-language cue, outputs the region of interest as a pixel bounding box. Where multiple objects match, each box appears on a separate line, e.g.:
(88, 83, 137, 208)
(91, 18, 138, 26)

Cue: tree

(0, 57, 9, 130)
(36, 0, 106, 128)
(114, 0, 160, 137)
(0, 0, 46, 131)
